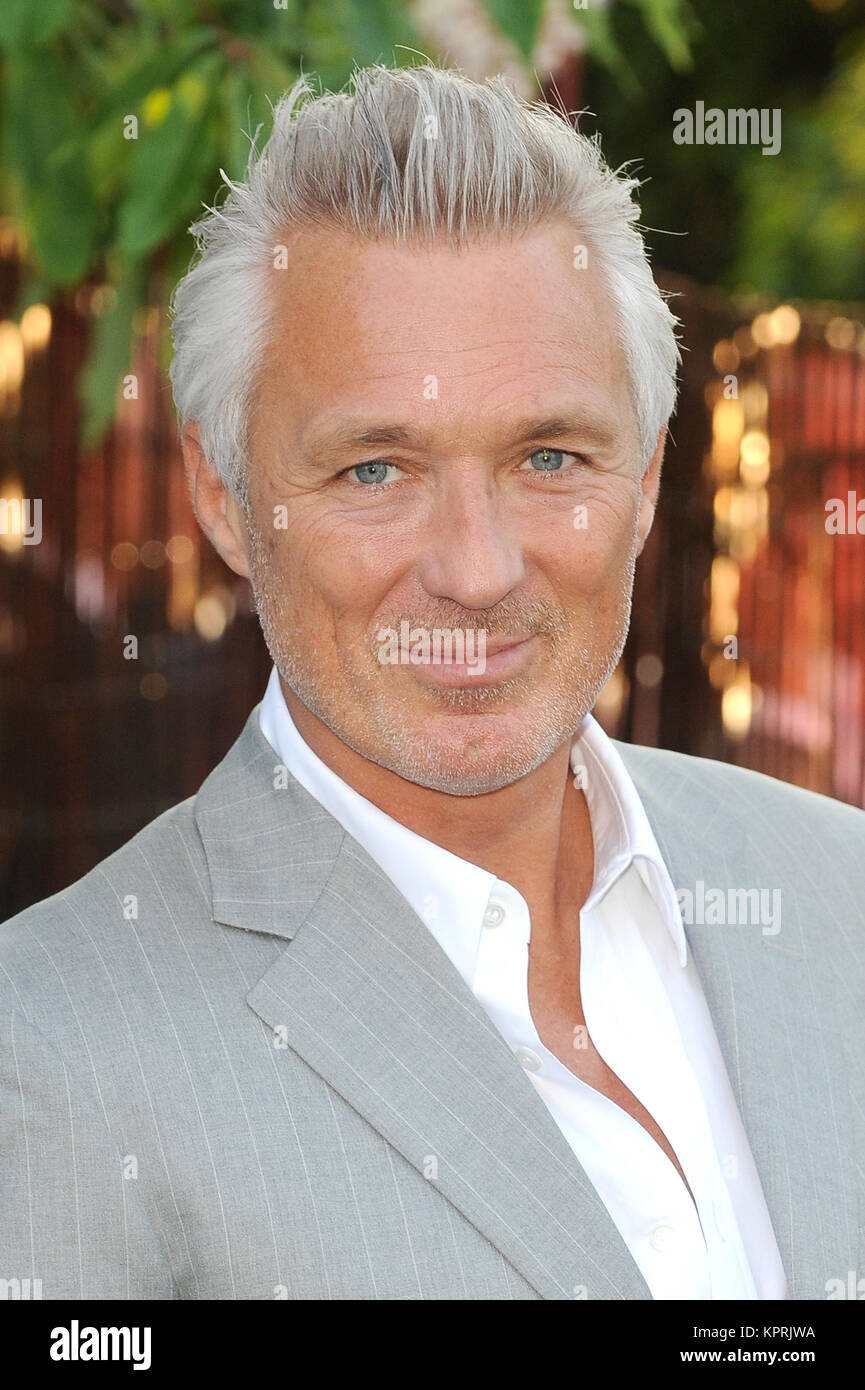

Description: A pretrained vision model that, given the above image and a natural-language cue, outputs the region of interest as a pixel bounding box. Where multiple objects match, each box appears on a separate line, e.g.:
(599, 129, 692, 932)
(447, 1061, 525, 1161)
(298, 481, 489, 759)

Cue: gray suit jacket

(1, 705, 863, 1300)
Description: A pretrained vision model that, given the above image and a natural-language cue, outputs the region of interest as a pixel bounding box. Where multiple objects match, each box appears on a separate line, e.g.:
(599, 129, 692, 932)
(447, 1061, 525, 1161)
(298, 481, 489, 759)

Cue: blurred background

(1, 0, 864, 916)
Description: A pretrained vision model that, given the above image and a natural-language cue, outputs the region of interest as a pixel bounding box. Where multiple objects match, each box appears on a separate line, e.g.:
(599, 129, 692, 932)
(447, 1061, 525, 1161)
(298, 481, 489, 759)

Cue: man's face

(242, 217, 657, 795)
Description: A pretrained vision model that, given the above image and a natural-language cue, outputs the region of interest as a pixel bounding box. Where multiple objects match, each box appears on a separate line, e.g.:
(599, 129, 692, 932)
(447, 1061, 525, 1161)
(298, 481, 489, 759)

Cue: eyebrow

(301, 412, 620, 463)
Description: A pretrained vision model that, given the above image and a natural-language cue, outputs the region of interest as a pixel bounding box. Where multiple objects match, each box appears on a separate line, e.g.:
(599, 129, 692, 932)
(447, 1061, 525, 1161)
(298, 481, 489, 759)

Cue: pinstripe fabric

(621, 744, 865, 1298)
(0, 705, 862, 1299)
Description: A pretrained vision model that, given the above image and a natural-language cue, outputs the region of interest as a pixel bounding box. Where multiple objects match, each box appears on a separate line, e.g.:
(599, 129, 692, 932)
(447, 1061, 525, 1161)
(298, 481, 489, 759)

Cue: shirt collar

(572, 714, 688, 965)
(258, 665, 686, 973)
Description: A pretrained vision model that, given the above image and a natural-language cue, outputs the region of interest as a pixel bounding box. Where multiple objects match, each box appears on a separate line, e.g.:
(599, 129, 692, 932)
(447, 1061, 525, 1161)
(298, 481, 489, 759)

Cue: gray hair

(169, 63, 680, 501)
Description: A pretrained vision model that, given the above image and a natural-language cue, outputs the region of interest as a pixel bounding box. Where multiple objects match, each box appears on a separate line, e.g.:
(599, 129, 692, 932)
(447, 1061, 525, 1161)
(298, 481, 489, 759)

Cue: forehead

(251, 218, 633, 446)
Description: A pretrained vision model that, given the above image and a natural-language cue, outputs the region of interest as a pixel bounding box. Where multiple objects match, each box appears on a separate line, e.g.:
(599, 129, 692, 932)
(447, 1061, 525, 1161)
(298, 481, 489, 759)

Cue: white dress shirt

(259, 664, 787, 1299)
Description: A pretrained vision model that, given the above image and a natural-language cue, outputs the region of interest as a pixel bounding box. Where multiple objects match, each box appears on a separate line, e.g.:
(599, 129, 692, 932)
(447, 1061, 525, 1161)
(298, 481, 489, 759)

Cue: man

(1, 64, 863, 1301)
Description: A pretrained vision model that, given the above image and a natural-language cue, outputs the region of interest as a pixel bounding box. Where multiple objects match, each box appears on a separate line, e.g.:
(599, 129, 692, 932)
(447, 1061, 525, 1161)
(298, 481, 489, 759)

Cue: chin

(354, 705, 575, 797)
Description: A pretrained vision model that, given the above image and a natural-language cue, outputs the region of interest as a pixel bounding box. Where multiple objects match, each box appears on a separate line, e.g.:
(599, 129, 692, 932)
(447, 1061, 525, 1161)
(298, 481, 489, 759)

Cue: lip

(413, 634, 538, 688)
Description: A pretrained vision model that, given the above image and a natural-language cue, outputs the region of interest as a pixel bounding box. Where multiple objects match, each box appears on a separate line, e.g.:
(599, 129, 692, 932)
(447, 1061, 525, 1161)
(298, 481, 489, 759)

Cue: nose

(416, 468, 526, 610)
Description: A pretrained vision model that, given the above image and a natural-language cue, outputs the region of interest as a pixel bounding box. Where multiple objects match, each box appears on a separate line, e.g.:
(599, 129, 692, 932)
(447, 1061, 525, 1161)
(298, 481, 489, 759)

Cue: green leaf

(117, 51, 224, 259)
(78, 257, 147, 448)
(243, 38, 298, 100)
(625, 0, 695, 72)
(77, 26, 216, 141)
(82, 112, 133, 204)
(4, 50, 99, 281)
(139, 0, 196, 24)
(220, 68, 256, 181)
(0, 0, 74, 47)
(47, 33, 217, 201)
(27, 182, 99, 284)
(342, 0, 422, 65)
(578, 7, 641, 98)
(480, 0, 544, 60)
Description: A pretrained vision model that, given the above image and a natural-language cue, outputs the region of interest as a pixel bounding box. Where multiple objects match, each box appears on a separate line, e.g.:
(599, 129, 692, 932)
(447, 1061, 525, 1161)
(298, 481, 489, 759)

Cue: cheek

(549, 484, 639, 596)
(264, 509, 415, 631)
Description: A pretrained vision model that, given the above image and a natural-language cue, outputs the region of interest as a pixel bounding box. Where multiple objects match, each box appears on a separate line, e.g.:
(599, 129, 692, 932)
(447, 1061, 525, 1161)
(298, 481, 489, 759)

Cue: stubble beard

(245, 511, 638, 796)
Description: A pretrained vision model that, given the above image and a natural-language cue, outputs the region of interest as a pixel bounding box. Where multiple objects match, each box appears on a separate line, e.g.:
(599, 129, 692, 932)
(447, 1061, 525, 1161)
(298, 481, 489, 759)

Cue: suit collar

(194, 705, 345, 937)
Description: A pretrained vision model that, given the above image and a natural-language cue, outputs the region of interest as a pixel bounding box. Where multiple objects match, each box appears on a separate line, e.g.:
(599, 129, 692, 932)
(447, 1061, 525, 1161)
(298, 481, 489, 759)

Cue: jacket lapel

(618, 742, 857, 1299)
(196, 708, 649, 1301)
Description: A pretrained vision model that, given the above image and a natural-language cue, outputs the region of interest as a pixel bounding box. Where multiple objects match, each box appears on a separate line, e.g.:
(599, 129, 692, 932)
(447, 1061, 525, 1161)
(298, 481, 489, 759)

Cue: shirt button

(514, 1046, 542, 1072)
(649, 1224, 676, 1253)
(483, 902, 506, 929)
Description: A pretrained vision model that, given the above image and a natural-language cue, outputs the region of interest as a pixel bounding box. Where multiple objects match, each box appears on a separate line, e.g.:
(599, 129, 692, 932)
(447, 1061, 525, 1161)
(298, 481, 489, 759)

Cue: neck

(281, 679, 595, 932)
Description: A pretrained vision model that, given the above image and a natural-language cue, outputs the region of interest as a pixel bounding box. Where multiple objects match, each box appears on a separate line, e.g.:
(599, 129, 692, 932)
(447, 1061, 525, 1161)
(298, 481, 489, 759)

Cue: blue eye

(524, 448, 571, 472)
(351, 461, 401, 485)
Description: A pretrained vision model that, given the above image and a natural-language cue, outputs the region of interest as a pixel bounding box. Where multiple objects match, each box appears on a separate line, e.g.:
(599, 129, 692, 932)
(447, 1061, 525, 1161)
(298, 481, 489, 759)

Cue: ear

(181, 422, 250, 579)
(635, 426, 666, 556)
